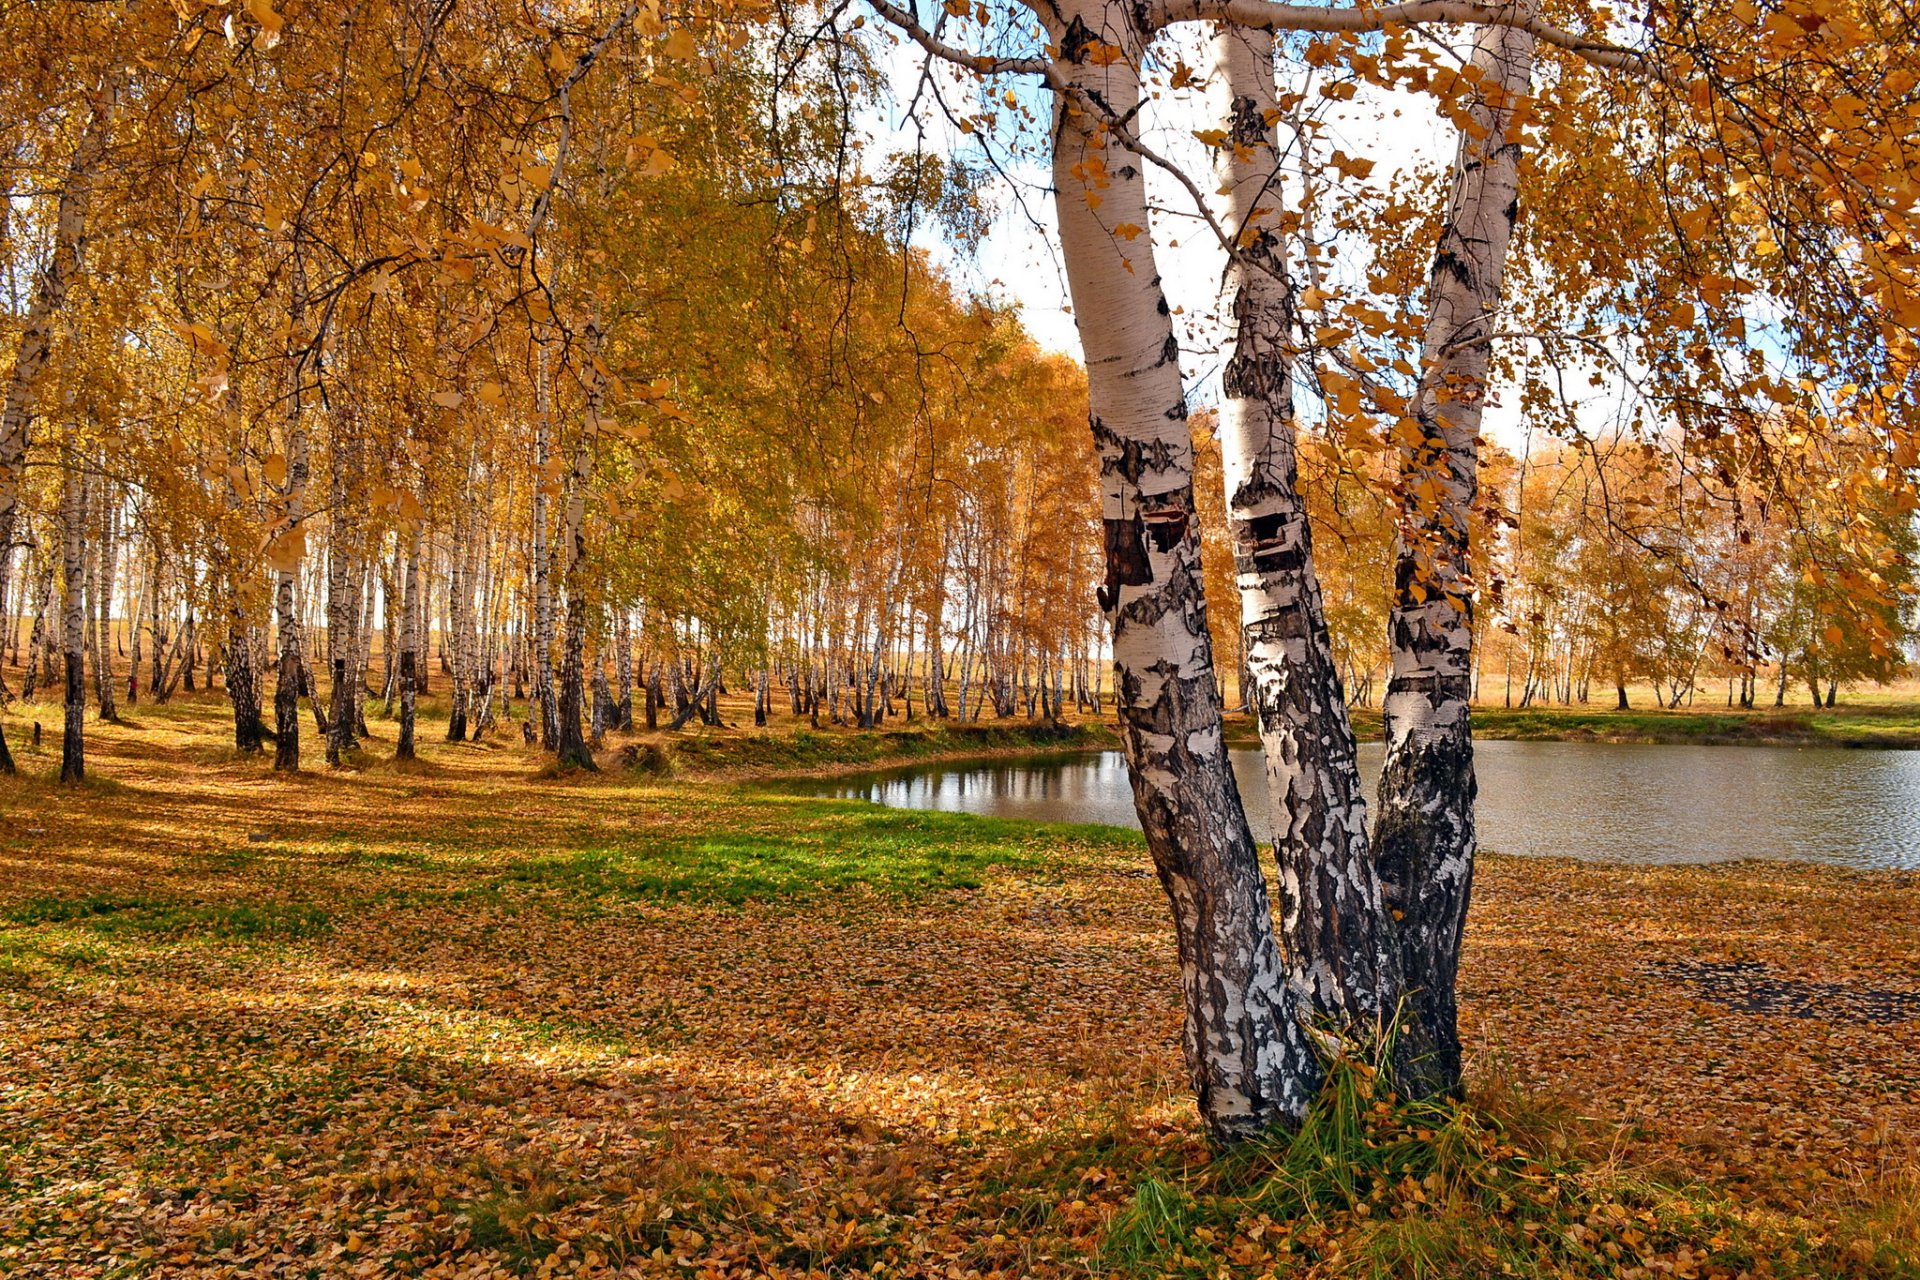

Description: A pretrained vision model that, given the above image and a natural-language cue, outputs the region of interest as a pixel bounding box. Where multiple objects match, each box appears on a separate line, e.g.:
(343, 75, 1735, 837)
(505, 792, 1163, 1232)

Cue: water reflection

(805, 741, 1920, 870)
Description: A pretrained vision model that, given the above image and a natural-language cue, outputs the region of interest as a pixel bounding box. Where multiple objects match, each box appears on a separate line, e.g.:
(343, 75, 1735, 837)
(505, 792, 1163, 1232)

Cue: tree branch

(1149, 0, 1648, 75)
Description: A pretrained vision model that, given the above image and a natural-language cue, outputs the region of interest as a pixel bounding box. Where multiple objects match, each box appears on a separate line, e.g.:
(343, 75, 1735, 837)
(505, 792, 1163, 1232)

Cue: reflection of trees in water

(829, 745, 1920, 871)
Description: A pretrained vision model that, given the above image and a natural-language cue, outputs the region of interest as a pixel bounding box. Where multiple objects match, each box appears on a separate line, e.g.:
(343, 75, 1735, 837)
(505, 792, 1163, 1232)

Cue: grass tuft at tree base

(1098, 1053, 1918, 1279)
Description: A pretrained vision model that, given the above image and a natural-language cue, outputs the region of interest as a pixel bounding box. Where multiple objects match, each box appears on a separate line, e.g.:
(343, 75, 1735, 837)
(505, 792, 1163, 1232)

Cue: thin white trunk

(0, 86, 113, 707)
(1213, 26, 1398, 1037)
(1048, 0, 1312, 1138)
(1374, 13, 1536, 1098)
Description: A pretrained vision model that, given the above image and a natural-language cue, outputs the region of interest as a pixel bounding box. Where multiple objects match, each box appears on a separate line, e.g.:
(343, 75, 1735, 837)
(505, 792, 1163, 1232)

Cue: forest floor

(1, 693, 1917, 1279)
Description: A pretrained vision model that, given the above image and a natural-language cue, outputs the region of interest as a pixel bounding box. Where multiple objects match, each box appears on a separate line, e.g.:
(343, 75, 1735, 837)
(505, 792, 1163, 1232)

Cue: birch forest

(3, 0, 1920, 1276)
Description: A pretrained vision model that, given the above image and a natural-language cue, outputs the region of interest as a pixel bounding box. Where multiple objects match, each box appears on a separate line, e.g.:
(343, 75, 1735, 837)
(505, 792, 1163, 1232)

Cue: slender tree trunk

(126, 548, 143, 706)
(1214, 25, 1398, 1036)
(396, 522, 423, 761)
(272, 429, 311, 773)
(1051, 2, 1312, 1140)
(59, 465, 87, 784)
(326, 430, 360, 764)
(615, 609, 634, 730)
(89, 480, 120, 722)
(1374, 14, 1536, 1100)
(552, 324, 602, 771)
(0, 85, 113, 739)
(146, 571, 170, 702)
(446, 483, 474, 742)
(532, 358, 559, 748)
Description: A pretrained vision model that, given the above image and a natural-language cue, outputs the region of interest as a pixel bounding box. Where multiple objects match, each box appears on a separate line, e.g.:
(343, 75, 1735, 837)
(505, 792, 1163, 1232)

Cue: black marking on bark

(1238, 543, 1307, 577)
(1384, 672, 1473, 705)
(1243, 607, 1310, 644)
(1432, 249, 1474, 291)
(1099, 515, 1152, 611)
(1222, 351, 1289, 402)
(1091, 418, 1182, 483)
(1059, 15, 1096, 64)
(1141, 506, 1188, 552)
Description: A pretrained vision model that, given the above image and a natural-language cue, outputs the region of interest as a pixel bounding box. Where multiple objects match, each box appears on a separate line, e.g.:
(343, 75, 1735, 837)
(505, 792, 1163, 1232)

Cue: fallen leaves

(0, 701, 1913, 1276)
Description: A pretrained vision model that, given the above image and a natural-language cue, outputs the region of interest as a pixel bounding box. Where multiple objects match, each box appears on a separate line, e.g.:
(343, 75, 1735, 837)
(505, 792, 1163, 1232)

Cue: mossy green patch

(4, 893, 330, 940)
(501, 801, 1056, 904)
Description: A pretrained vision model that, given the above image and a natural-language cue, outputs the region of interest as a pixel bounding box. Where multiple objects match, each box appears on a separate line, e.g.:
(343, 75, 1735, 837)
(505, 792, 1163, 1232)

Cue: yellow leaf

(245, 0, 283, 35)
(1112, 223, 1143, 241)
(662, 27, 696, 60)
(264, 525, 304, 573)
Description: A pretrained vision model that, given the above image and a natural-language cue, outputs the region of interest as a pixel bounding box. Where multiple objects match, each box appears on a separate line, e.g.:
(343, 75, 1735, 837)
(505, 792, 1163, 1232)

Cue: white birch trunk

(1374, 14, 1536, 1098)
(1047, 0, 1312, 1137)
(1211, 27, 1400, 1038)
(58, 465, 87, 783)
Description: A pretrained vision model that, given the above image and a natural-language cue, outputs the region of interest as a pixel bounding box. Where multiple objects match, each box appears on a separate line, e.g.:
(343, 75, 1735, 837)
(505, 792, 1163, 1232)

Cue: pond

(797, 741, 1920, 870)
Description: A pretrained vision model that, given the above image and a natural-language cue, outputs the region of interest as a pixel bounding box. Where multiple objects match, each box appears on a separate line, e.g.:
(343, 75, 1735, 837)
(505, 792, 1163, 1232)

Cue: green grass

(1303, 701, 1920, 748)
(663, 721, 1117, 773)
(499, 800, 1064, 904)
(3, 893, 330, 940)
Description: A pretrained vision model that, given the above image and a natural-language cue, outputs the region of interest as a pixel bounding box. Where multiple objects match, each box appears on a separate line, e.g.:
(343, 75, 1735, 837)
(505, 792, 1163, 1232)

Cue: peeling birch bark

(1375, 11, 1535, 1099)
(1047, 0, 1314, 1138)
(1213, 26, 1400, 1038)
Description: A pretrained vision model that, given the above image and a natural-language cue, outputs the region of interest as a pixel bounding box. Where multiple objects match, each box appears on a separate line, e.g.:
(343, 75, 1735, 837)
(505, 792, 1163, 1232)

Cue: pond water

(799, 741, 1920, 870)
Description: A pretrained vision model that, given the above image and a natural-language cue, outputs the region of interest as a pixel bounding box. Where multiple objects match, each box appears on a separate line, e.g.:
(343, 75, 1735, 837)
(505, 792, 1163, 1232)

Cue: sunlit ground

(1, 689, 1915, 1277)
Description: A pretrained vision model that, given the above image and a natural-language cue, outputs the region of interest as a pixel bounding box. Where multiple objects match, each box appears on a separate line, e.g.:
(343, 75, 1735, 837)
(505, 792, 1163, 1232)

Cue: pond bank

(1352, 702, 1920, 748)
(628, 699, 1920, 784)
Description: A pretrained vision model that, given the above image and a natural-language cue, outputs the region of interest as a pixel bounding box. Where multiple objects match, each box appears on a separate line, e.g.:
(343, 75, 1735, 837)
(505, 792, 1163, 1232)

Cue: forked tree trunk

(1213, 25, 1399, 1039)
(59, 465, 87, 784)
(1374, 15, 1536, 1100)
(1049, 0, 1313, 1140)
